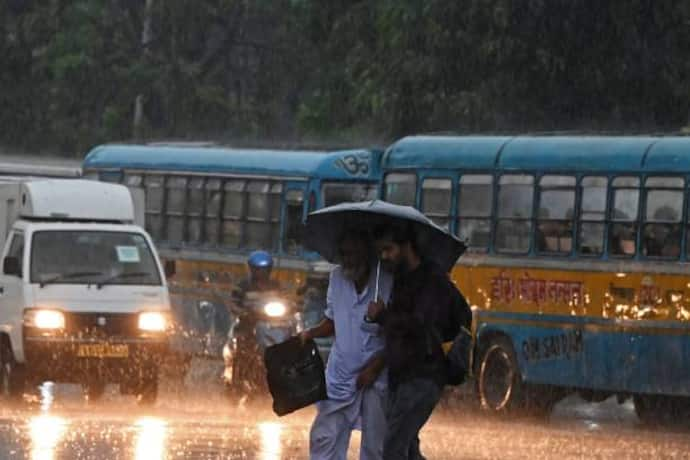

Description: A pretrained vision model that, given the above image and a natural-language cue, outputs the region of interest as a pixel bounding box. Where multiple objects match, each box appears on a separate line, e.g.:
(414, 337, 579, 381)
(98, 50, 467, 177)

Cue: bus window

(537, 176, 575, 254)
(308, 191, 317, 214)
(222, 180, 246, 248)
(609, 176, 640, 257)
(120, 173, 144, 227)
(495, 175, 533, 253)
(384, 173, 416, 206)
(144, 175, 164, 240)
(99, 171, 122, 183)
(322, 182, 377, 207)
(187, 178, 204, 244)
(643, 177, 683, 258)
(205, 179, 222, 245)
(246, 181, 276, 250)
(421, 178, 452, 229)
(224, 180, 245, 218)
(687, 195, 690, 259)
(458, 175, 493, 250)
(247, 181, 270, 219)
(166, 176, 187, 244)
(124, 173, 143, 188)
(578, 176, 607, 255)
(269, 183, 283, 250)
(284, 190, 304, 255)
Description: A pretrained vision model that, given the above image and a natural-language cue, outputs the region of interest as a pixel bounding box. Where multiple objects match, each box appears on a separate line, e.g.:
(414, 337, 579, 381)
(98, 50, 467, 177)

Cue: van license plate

(77, 344, 129, 358)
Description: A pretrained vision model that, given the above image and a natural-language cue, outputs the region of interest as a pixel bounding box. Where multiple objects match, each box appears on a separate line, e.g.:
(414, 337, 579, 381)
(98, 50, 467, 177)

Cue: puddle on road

(0, 379, 302, 460)
(134, 417, 167, 460)
(3, 375, 688, 460)
(258, 422, 283, 460)
(29, 414, 68, 460)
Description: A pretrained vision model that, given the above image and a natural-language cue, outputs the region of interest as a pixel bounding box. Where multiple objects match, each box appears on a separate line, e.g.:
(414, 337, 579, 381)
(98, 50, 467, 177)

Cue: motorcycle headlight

(294, 312, 304, 334)
(25, 309, 65, 330)
(264, 302, 287, 318)
(138, 311, 167, 332)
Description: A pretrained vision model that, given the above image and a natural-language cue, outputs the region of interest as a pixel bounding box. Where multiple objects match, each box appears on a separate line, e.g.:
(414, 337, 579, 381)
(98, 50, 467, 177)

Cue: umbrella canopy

(304, 200, 466, 273)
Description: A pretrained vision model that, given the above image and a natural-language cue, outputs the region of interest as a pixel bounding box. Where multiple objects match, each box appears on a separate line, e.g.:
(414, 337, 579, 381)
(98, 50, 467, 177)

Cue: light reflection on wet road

(1, 383, 690, 459)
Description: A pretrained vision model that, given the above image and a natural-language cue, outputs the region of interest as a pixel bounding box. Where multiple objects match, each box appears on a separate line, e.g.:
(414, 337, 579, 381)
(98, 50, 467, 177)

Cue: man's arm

(301, 269, 338, 343)
(301, 318, 335, 342)
(444, 278, 472, 340)
(356, 353, 385, 389)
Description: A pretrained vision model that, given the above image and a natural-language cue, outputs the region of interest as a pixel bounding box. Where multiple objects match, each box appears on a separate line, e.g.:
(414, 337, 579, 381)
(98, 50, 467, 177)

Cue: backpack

(442, 326, 473, 386)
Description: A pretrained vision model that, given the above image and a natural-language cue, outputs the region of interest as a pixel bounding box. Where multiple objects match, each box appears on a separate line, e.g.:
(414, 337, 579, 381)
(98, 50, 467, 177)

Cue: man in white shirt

(300, 229, 393, 460)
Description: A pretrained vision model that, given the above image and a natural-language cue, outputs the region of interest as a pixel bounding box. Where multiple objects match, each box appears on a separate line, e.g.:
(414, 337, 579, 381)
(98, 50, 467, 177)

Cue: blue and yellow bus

(82, 144, 381, 282)
(383, 135, 690, 422)
(82, 144, 382, 359)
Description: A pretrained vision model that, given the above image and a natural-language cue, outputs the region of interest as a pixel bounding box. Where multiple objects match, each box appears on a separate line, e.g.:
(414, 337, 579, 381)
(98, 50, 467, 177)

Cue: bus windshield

(321, 182, 377, 207)
(31, 231, 162, 286)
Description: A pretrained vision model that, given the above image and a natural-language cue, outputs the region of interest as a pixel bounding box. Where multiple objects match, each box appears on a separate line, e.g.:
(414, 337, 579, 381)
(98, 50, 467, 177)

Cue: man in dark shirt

(367, 223, 471, 460)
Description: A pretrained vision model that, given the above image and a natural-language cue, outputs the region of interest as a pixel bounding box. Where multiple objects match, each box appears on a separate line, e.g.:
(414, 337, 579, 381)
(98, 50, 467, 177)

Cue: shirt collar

(348, 264, 380, 302)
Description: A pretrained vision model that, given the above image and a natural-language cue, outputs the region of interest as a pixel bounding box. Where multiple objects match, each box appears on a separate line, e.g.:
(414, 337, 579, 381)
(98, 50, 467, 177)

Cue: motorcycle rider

(224, 250, 285, 394)
(233, 250, 282, 305)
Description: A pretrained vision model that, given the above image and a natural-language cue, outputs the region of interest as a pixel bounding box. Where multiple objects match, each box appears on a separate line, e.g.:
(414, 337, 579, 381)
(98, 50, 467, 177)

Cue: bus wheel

(477, 337, 524, 414)
(634, 395, 690, 426)
(0, 341, 24, 402)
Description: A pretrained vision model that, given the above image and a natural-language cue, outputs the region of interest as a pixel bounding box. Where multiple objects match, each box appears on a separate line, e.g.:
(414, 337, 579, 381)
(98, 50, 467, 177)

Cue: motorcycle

(222, 290, 303, 395)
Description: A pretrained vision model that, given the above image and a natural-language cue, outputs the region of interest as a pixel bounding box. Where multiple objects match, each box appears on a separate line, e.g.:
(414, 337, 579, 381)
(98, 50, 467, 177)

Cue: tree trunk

(133, 0, 154, 141)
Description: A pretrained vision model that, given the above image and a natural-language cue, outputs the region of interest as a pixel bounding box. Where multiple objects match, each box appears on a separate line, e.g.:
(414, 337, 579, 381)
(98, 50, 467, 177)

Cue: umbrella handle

(374, 260, 381, 303)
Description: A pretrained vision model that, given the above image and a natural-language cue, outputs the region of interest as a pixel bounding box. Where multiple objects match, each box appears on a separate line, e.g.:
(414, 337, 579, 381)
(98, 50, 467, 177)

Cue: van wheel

(0, 342, 24, 401)
(83, 381, 106, 402)
(136, 371, 158, 407)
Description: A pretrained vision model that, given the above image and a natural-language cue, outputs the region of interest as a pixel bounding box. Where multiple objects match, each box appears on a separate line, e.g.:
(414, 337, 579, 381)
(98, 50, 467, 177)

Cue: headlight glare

(25, 309, 65, 330)
(138, 312, 167, 332)
(264, 302, 287, 317)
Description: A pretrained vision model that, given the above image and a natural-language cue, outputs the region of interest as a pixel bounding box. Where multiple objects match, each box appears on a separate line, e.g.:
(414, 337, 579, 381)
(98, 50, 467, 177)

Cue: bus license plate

(77, 343, 129, 358)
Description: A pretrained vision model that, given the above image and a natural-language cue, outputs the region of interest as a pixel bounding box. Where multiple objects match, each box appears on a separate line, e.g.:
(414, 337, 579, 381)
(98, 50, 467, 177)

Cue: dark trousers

(383, 378, 443, 460)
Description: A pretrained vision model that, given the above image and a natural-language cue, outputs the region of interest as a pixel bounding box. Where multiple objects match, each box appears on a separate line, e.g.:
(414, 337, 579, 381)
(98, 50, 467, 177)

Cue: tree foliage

(1, 0, 689, 155)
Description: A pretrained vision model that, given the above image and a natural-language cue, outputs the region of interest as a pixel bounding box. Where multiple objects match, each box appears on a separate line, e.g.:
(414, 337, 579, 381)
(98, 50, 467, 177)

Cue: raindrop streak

(29, 415, 68, 460)
(39, 382, 55, 412)
(135, 417, 167, 460)
(258, 422, 283, 460)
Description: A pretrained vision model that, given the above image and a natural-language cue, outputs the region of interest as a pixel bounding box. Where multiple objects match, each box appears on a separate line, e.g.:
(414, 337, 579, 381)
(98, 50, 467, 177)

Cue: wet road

(1, 371, 689, 459)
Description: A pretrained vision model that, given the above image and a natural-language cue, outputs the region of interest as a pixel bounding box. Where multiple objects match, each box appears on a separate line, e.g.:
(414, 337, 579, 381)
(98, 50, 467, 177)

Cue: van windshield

(30, 231, 162, 286)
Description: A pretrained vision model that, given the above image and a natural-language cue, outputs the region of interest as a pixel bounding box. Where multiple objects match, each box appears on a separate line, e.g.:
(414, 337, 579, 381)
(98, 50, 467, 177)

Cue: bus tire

(0, 340, 24, 402)
(477, 336, 525, 414)
(634, 394, 690, 426)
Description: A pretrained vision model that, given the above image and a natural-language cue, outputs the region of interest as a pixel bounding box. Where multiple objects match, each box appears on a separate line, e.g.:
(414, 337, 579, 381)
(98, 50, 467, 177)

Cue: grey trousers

(382, 378, 443, 460)
(309, 385, 388, 460)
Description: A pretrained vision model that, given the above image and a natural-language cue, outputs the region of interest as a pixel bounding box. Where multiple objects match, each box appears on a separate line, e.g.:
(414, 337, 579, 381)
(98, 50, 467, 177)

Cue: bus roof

(645, 138, 690, 172)
(83, 144, 382, 181)
(383, 136, 512, 170)
(384, 135, 690, 174)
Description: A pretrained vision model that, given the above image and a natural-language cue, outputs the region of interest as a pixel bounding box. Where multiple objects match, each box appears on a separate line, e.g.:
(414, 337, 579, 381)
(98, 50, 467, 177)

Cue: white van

(0, 179, 172, 405)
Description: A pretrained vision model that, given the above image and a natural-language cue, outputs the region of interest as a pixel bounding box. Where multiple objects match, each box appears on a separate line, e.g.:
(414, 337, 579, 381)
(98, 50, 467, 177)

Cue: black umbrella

(304, 200, 466, 273)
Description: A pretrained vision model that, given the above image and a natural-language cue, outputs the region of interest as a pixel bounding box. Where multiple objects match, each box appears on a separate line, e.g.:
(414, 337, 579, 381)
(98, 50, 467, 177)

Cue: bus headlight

(264, 302, 287, 318)
(138, 312, 167, 332)
(25, 309, 65, 330)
